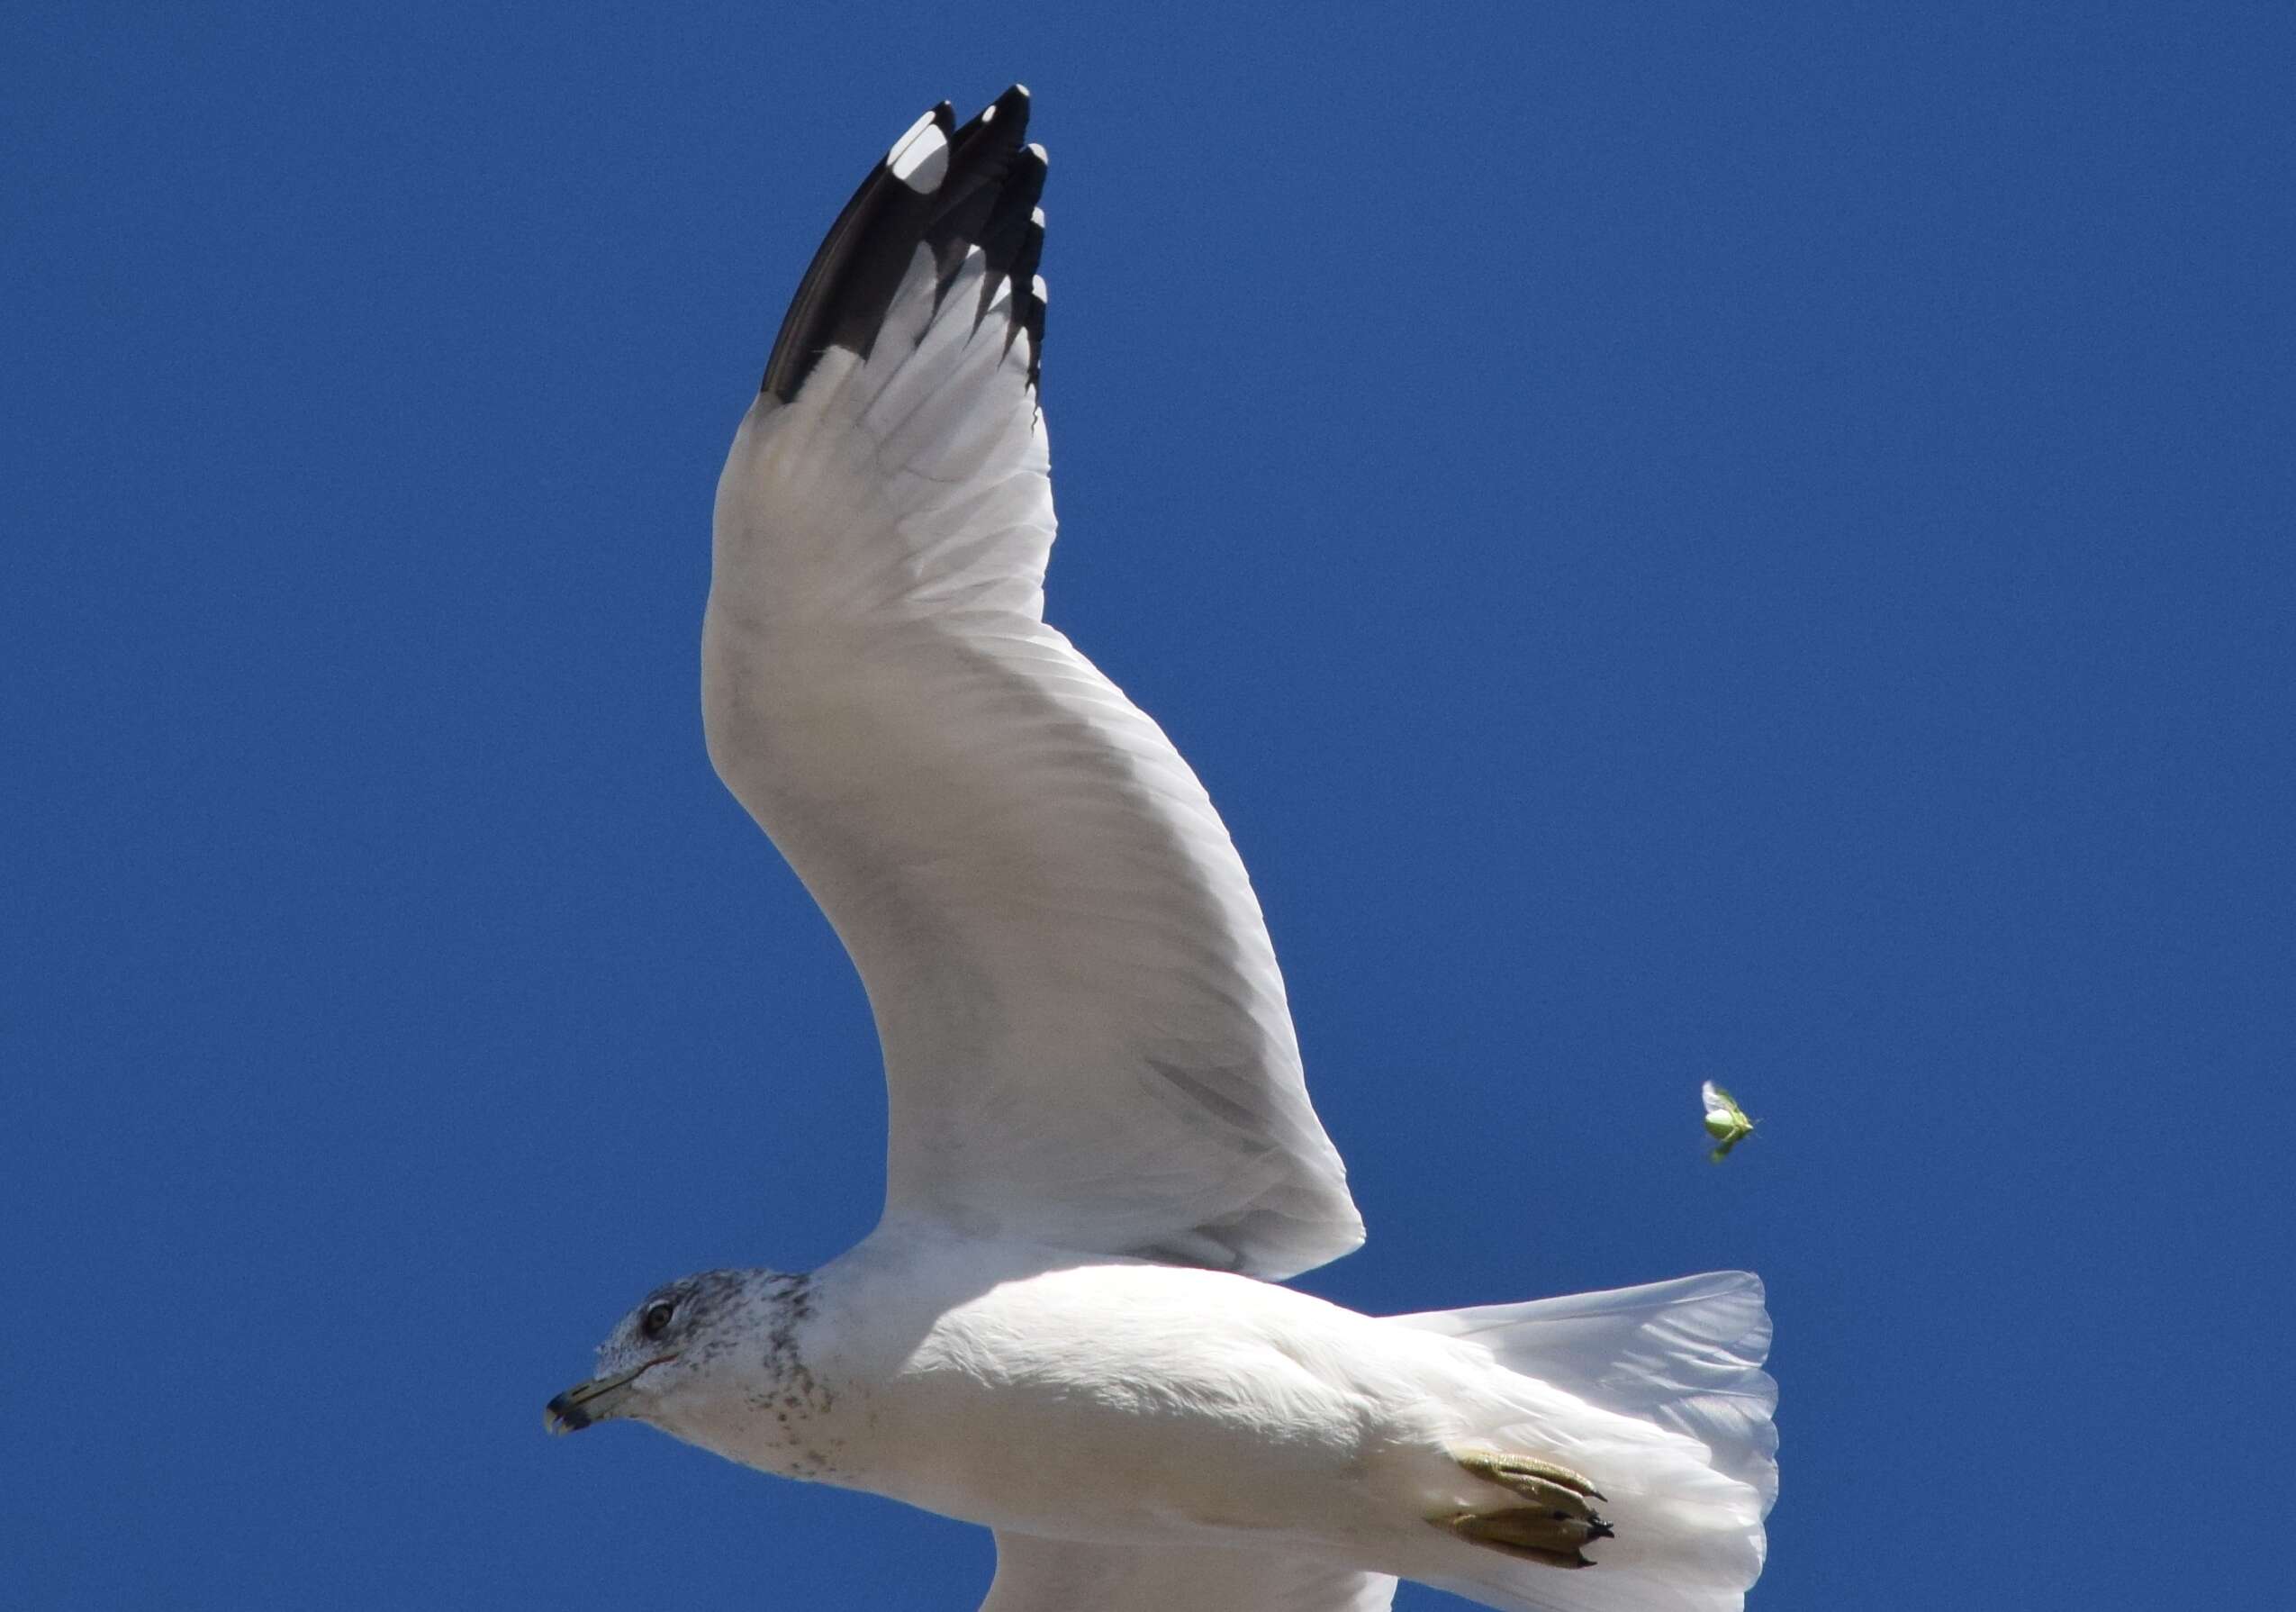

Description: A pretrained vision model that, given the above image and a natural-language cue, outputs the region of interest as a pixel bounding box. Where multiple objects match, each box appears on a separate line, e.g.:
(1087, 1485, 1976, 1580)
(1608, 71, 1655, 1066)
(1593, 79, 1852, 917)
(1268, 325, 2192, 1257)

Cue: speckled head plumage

(546, 1269, 811, 1437)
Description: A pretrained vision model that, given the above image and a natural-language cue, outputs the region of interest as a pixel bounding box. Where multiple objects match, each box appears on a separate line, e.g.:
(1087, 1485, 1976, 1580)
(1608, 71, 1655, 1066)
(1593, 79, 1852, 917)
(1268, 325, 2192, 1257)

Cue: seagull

(547, 87, 1777, 1612)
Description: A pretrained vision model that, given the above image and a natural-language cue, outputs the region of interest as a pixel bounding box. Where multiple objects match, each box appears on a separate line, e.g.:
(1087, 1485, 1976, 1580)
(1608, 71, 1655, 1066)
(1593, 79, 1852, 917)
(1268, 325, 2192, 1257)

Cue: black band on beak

(545, 1391, 595, 1434)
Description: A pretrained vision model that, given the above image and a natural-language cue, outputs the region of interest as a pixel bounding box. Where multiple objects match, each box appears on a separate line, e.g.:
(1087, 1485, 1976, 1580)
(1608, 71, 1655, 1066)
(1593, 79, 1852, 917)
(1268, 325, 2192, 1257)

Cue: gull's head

(546, 1268, 785, 1437)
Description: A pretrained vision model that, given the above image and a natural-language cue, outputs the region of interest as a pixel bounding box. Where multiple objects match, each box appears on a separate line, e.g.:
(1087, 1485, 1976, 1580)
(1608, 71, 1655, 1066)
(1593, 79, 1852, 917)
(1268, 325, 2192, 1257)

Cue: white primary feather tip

(888, 112, 951, 191)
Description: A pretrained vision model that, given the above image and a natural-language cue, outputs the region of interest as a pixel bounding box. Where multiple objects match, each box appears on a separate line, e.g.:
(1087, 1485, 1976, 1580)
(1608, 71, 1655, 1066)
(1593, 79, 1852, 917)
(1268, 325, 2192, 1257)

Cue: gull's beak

(545, 1355, 674, 1435)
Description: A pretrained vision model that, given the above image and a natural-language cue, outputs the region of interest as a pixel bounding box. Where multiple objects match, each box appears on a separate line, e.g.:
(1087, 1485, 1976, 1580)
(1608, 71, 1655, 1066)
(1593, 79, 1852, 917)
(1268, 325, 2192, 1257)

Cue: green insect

(1700, 1081, 1758, 1162)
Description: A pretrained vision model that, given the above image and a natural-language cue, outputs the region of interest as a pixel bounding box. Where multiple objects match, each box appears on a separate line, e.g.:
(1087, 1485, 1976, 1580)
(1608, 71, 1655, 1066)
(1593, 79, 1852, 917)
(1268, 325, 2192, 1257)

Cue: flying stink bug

(1700, 1081, 1758, 1162)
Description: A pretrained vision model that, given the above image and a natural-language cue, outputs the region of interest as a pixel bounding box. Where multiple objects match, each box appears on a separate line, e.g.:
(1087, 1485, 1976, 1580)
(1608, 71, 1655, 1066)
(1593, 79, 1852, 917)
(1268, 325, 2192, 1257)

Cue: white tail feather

(1392, 1272, 1776, 1612)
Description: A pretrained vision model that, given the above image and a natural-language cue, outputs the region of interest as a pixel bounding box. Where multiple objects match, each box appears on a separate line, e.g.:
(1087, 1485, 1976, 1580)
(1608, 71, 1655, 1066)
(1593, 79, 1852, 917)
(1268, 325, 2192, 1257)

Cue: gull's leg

(1427, 1447, 1615, 1569)
(1453, 1449, 1607, 1504)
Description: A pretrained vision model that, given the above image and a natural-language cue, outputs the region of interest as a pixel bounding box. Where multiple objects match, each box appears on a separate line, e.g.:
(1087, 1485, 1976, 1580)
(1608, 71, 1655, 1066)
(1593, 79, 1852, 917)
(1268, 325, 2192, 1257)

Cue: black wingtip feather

(761, 88, 1049, 403)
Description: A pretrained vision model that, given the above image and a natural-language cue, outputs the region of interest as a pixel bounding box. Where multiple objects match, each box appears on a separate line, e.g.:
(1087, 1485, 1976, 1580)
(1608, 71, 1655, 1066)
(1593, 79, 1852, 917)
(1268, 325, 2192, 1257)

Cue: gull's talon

(1439, 1448, 1615, 1568)
(1431, 1508, 1598, 1568)
(1455, 1448, 1608, 1508)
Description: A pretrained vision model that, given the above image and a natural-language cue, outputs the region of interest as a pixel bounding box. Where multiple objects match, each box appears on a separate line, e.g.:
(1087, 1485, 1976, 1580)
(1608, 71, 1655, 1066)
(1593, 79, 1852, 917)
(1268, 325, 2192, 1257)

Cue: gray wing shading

(981, 1533, 1398, 1612)
(704, 89, 1364, 1281)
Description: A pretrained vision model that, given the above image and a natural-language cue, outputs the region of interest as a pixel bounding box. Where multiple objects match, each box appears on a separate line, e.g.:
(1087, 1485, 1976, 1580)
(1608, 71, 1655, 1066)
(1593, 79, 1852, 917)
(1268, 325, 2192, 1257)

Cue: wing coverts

(709, 89, 1365, 1280)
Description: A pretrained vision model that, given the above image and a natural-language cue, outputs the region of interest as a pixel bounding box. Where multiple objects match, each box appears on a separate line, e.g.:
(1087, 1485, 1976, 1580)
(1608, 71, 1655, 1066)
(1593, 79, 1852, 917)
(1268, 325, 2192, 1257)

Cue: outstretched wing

(704, 89, 1364, 1280)
(981, 1533, 1397, 1612)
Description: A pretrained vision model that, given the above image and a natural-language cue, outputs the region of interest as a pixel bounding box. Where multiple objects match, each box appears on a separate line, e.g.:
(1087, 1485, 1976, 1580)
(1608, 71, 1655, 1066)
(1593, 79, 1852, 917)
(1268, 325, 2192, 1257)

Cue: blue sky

(6, 4, 2291, 1607)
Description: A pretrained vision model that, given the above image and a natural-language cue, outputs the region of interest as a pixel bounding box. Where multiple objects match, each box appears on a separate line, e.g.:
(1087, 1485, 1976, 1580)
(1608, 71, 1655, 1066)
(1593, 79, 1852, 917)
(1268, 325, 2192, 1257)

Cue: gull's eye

(639, 1300, 676, 1340)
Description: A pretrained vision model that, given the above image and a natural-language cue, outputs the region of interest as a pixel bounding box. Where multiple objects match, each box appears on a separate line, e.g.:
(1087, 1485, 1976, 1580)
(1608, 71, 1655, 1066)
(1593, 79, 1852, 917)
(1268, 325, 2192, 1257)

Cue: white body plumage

(630, 1226, 1774, 1611)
